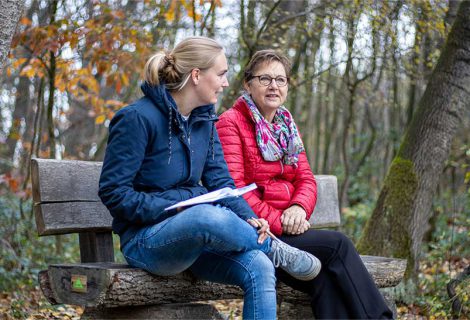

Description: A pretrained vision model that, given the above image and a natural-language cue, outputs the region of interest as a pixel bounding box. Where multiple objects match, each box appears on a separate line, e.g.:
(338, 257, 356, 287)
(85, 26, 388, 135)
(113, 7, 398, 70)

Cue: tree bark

(0, 0, 24, 74)
(39, 256, 406, 308)
(357, 1, 470, 277)
(5, 76, 28, 158)
(321, 16, 337, 174)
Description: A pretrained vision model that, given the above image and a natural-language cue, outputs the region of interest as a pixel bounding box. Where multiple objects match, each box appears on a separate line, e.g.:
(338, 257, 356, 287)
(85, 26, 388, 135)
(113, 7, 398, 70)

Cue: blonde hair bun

(144, 37, 224, 91)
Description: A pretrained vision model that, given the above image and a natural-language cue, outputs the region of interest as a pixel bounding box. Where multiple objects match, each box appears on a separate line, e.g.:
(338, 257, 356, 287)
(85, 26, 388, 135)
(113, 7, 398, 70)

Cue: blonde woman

(99, 37, 320, 319)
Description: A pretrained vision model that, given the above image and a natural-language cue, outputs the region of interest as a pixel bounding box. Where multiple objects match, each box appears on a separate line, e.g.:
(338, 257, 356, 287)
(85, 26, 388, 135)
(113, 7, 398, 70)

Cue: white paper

(165, 183, 257, 211)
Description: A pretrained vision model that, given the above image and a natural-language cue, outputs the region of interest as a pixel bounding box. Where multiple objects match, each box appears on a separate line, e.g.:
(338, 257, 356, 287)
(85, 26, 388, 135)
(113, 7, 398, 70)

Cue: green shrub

(0, 191, 80, 291)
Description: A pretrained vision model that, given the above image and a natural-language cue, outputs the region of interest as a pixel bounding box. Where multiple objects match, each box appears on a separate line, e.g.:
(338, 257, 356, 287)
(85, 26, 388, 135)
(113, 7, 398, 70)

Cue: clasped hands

(247, 218, 270, 244)
(281, 205, 310, 235)
(247, 205, 309, 243)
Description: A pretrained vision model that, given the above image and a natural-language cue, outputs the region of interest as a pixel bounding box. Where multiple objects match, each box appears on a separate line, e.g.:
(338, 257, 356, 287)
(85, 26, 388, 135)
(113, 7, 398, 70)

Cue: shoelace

(271, 240, 299, 268)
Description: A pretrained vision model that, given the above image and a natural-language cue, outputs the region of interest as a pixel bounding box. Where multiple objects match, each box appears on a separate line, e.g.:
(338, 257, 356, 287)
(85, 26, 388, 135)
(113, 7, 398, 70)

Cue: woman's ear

(191, 68, 200, 85)
(243, 81, 251, 93)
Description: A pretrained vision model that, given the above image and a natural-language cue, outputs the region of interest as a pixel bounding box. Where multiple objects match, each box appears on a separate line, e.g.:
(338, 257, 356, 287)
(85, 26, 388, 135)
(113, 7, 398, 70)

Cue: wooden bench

(32, 158, 407, 319)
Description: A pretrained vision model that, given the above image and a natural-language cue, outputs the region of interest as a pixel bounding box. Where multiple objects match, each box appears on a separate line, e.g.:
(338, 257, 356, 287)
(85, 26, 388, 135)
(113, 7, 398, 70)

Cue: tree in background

(0, 0, 24, 74)
(357, 1, 470, 278)
(0, 1, 468, 317)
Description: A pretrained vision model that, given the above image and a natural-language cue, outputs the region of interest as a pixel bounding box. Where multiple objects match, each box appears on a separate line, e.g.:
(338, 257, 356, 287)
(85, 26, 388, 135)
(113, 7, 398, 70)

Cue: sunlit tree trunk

(357, 1, 470, 277)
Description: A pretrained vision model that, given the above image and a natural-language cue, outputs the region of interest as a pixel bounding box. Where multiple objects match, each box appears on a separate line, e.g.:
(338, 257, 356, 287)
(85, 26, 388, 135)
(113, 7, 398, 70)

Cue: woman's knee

(325, 230, 356, 253)
(241, 251, 276, 290)
(184, 204, 235, 229)
(251, 251, 276, 275)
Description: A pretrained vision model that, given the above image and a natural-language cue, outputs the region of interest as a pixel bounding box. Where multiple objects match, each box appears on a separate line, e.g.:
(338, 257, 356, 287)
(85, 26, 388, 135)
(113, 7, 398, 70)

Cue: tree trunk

(46, 0, 58, 160)
(0, 0, 24, 74)
(357, 1, 470, 277)
(221, 1, 308, 112)
(338, 6, 359, 207)
(321, 16, 336, 174)
(5, 76, 29, 159)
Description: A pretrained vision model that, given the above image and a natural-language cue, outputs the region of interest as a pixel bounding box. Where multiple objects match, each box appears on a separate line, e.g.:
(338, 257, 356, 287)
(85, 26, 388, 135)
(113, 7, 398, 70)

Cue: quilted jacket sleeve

(288, 152, 317, 220)
(216, 115, 284, 235)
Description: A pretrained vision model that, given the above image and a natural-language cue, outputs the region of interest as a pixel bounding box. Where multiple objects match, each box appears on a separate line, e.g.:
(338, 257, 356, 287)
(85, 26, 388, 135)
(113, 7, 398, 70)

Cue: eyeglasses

(251, 75, 289, 87)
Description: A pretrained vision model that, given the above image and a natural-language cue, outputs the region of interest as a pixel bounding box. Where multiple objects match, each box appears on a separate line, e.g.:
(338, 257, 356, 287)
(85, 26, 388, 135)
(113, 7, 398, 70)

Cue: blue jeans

(121, 204, 277, 320)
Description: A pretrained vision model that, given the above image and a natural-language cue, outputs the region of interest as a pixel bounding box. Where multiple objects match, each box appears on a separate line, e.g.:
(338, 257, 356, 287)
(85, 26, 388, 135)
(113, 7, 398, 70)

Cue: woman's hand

(281, 205, 310, 235)
(247, 218, 270, 244)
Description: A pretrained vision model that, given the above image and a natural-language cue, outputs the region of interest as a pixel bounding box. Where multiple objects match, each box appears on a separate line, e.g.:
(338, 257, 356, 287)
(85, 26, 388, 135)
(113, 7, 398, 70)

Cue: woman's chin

(261, 103, 282, 111)
(200, 98, 218, 105)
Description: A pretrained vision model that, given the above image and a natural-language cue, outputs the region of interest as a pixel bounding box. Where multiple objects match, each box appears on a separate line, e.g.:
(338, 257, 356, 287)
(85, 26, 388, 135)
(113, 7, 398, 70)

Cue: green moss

(357, 157, 418, 262)
(383, 157, 418, 215)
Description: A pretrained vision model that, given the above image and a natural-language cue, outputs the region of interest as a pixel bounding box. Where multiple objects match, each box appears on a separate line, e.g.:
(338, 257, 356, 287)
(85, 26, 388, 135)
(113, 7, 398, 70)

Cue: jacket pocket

(261, 181, 295, 209)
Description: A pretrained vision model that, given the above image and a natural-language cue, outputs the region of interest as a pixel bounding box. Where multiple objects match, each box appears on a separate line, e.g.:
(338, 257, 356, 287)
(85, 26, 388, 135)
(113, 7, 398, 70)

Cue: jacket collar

(233, 95, 254, 123)
(141, 82, 217, 122)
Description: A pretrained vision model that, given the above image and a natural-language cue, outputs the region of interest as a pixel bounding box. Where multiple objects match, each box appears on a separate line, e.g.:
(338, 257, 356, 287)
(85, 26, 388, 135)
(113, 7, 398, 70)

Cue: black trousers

(278, 230, 393, 319)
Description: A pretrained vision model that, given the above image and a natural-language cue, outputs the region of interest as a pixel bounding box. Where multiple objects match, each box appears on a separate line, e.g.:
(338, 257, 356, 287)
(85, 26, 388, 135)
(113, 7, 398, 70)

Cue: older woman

(217, 50, 393, 319)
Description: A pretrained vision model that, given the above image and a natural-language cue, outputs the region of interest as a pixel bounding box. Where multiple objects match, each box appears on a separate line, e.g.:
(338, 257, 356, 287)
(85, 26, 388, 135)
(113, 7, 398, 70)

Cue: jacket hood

(140, 82, 218, 164)
(141, 82, 216, 119)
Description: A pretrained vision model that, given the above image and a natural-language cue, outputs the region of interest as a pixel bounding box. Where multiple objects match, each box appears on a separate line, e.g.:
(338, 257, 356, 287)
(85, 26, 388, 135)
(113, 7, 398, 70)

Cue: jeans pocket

(124, 254, 149, 270)
(140, 218, 173, 241)
(122, 240, 149, 270)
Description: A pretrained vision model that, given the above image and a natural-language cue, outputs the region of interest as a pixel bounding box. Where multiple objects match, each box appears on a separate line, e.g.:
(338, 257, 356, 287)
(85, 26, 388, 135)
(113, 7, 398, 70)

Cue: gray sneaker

(268, 238, 321, 281)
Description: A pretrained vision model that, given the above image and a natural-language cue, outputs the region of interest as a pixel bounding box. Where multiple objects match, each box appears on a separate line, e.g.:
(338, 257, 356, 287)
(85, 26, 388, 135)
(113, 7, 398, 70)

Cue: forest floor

(0, 292, 428, 320)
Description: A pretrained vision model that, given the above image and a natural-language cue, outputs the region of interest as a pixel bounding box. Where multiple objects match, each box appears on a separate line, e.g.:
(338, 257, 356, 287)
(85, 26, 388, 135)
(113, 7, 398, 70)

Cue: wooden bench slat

(310, 175, 341, 228)
(39, 255, 407, 308)
(34, 202, 112, 236)
(31, 159, 341, 236)
(32, 158, 103, 202)
(79, 232, 115, 263)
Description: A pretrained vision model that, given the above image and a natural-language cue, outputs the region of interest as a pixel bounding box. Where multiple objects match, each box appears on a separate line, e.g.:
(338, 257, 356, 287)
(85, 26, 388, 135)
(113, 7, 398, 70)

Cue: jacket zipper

(180, 115, 217, 184)
(278, 161, 291, 198)
(282, 182, 291, 198)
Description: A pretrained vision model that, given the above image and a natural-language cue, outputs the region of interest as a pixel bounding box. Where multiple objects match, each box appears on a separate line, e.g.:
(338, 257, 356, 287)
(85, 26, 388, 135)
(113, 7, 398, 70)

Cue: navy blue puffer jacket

(99, 83, 256, 246)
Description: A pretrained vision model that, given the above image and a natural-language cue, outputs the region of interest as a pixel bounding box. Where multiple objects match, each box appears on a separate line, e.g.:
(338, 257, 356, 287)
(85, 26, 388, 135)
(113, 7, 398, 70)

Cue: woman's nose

(268, 79, 279, 88)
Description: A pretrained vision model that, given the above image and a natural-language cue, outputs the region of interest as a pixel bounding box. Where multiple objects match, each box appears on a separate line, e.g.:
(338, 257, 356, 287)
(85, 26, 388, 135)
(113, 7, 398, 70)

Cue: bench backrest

(31, 158, 340, 260)
(31, 159, 111, 236)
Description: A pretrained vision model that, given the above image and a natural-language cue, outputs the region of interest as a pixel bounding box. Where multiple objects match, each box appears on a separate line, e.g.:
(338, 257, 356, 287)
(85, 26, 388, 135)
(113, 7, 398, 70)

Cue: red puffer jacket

(216, 97, 317, 236)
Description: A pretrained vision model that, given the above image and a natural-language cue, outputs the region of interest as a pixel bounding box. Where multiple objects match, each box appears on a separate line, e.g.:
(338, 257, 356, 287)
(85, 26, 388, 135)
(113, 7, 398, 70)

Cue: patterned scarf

(242, 93, 305, 166)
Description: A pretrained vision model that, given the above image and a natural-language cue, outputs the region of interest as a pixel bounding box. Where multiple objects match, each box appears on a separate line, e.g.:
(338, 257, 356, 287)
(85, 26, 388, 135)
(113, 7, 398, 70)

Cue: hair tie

(165, 53, 175, 67)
